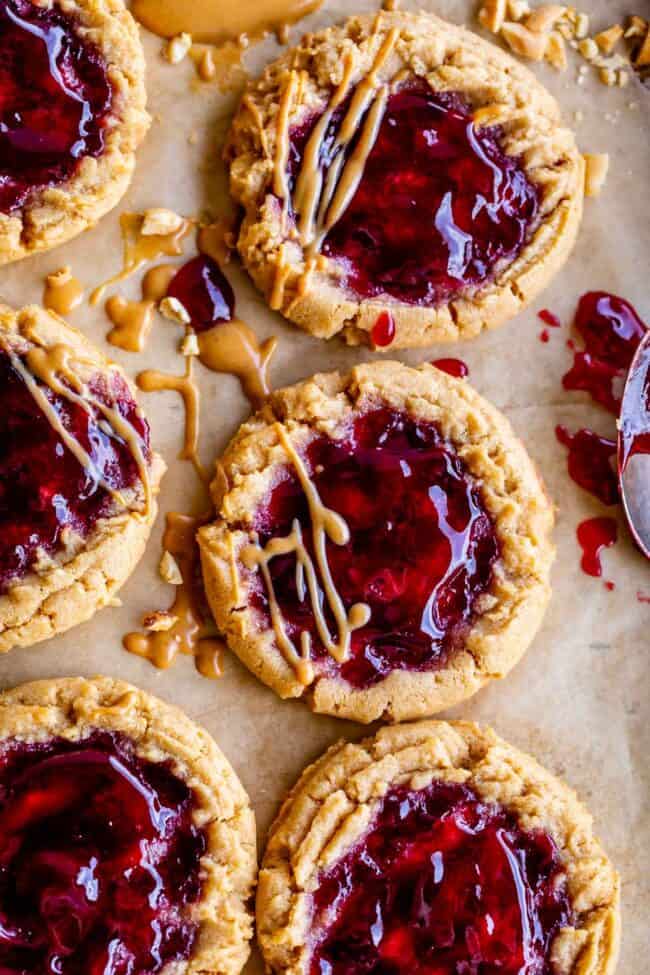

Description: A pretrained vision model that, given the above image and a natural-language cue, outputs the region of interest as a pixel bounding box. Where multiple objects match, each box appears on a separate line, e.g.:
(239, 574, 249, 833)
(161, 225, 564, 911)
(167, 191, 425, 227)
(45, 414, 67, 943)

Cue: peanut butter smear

(43, 267, 84, 317)
(131, 0, 323, 44)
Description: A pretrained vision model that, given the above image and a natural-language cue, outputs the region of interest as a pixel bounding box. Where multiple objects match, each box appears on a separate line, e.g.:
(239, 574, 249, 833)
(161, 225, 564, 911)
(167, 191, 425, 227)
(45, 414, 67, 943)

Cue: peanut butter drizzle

(1, 337, 151, 517)
(198, 320, 277, 407)
(43, 267, 84, 317)
(105, 297, 155, 353)
(123, 511, 225, 678)
(197, 220, 236, 266)
(142, 264, 179, 301)
(189, 41, 246, 91)
(90, 213, 193, 305)
(241, 424, 370, 685)
(131, 0, 323, 45)
(137, 357, 207, 482)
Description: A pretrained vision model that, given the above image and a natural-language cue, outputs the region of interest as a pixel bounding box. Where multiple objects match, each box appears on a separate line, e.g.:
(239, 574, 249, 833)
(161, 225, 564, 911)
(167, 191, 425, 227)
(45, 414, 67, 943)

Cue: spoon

(619, 329, 650, 559)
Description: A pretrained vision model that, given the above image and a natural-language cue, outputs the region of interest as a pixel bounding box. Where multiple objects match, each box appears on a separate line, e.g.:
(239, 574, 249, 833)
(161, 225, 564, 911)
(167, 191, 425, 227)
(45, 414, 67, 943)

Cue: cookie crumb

(160, 296, 191, 324)
(525, 4, 565, 34)
(165, 32, 192, 64)
(180, 333, 200, 356)
(594, 24, 623, 54)
(583, 153, 609, 197)
(141, 208, 185, 237)
(501, 20, 548, 59)
(143, 610, 179, 631)
(160, 550, 183, 585)
(478, 0, 507, 34)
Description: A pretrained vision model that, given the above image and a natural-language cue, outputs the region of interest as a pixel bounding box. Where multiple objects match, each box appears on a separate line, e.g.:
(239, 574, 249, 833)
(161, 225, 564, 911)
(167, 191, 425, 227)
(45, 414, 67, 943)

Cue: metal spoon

(619, 329, 650, 559)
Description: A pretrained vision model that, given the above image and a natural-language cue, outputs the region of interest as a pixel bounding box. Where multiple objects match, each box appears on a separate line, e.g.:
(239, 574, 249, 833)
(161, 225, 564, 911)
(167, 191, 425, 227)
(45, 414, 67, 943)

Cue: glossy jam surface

(556, 425, 618, 506)
(563, 291, 647, 415)
(0, 350, 149, 592)
(0, 732, 205, 974)
(432, 358, 469, 379)
(309, 781, 571, 975)
(371, 311, 396, 348)
(251, 408, 499, 687)
(289, 83, 539, 305)
(167, 255, 235, 333)
(0, 0, 113, 213)
(577, 517, 617, 578)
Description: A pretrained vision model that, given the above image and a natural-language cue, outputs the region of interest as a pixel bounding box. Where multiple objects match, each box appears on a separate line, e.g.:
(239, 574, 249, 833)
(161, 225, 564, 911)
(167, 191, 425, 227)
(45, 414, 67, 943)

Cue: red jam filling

(251, 408, 499, 688)
(0, 349, 150, 592)
(309, 781, 572, 975)
(166, 255, 235, 333)
(288, 83, 539, 305)
(0, 732, 205, 975)
(576, 517, 617, 578)
(555, 425, 618, 506)
(0, 0, 113, 213)
(563, 291, 647, 415)
(432, 358, 469, 379)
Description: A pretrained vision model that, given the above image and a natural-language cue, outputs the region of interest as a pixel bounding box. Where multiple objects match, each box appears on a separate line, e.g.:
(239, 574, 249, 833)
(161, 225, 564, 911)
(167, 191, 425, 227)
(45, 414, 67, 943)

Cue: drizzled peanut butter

(43, 267, 84, 317)
(131, 0, 323, 45)
(137, 358, 206, 482)
(124, 511, 224, 678)
(241, 424, 370, 684)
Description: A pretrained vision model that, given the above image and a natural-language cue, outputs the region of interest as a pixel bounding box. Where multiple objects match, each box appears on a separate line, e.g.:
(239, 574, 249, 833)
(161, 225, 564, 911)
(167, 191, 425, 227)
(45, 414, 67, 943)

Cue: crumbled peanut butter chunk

(594, 24, 624, 54)
(159, 296, 191, 324)
(545, 31, 568, 69)
(180, 333, 200, 357)
(583, 153, 609, 197)
(525, 4, 566, 34)
(141, 208, 185, 237)
(478, 0, 507, 33)
(501, 20, 549, 59)
(160, 550, 183, 585)
(143, 610, 178, 632)
(165, 32, 192, 65)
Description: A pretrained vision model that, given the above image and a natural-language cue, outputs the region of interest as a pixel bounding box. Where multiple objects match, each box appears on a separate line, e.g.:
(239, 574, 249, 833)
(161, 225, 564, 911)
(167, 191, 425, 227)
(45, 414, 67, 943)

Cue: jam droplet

(309, 781, 572, 975)
(576, 517, 617, 577)
(0, 732, 205, 974)
(555, 425, 619, 506)
(370, 311, 396, 347)
(538, 308, 562, 330)
(563, 292, 647, 414)
(251, 408, 499, 688)
(539, 328, 550, 343)
(0, 350, 149, 592)
(432, 357, 469, 378)
(166, 255, 235, 333)
(0, 0, 113, 213)
(289, 83, 539, 305)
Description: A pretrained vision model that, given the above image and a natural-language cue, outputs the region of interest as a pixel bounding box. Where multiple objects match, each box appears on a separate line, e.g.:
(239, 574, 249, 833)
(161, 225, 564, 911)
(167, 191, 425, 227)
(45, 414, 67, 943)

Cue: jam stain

(555, 425, 619, 506)
(0, 732, 205, 974)
(577, 517, 618, 577)
(167, 255, 235, 332)
(432, 357, 469, 378)
(288, 83, 539, 306)
(563, 291, 647, 415)
(370, 311, 396, 348)
(0, 350, 150, 592)
(250, 408, 499, 688)
(539, 308, 562, 330)
(309, 781, 572, 975)
(0, 0, 113, 213)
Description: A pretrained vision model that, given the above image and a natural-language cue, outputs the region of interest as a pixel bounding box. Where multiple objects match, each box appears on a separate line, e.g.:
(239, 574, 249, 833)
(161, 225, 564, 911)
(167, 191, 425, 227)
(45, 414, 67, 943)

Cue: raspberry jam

(0, 732, 205, 974)
(432, 358, 469, 379)
(309, 781, 572, 975)
(251, 408, 499, 687)
(0, 349, 150, 592)
(288, 83, 539, 305)
(166, 255, 235, 333)
(0, 0, 113, 213)
(576, 517, 617, 578)
(555, 425, 618, 506)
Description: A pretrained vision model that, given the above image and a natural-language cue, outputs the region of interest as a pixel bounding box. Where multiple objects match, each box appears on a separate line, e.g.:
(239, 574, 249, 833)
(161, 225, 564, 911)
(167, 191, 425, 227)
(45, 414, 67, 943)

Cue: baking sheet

(1, 0, 649, 969)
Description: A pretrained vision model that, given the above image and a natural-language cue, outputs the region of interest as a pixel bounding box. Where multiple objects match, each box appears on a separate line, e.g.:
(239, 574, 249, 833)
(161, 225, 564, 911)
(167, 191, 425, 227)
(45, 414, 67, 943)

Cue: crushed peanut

(598, 66, 616, 86)
(545, 30, 568, 69)
(574, 12, 589, 38)
(624, 15, 647, 39)
(141, 208, 185, 237)
(583, 153, 609, 197)
(478, 0, 507, 34)
(160, 550, 184, 585)
(165, 32, 192, 65)
(501, 20, 549, 59)
(578, 37, 598, 60)
(507, 0, 530, 20)
(594, 24, 624, 54)
(143, 610, 178, 632)
(159, 296, 191, 324)
(635, 29, 650, 66)
(180, 332, 200, 356)
(525, 4, 565, 33)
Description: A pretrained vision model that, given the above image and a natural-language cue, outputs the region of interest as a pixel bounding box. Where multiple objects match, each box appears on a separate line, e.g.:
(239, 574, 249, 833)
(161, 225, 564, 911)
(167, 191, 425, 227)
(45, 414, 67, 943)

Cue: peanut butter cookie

(0, 303, 165, 653)
(0, 676, 257, 974)
(0, 0, 149, 264)
(198, 361, 555, 723)
(226, 10, 583, 349)
(258, 720, 620, 975)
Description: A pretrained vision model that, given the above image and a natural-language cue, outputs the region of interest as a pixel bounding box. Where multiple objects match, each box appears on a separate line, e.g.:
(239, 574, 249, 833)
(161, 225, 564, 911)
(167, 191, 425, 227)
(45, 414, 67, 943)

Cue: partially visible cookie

(0, 676, 257, 974)
(0, 303, 165, 652)
(198, 360, 555, 723)
(258, 720, 620, 975)
(0, 0, 149, 264)
(227, 10, 583, 349)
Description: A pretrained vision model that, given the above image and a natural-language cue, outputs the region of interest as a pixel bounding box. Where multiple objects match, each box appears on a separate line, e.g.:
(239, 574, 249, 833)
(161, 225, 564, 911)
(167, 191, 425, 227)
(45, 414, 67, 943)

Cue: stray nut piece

(624, 15, 647, 39)
(143, 610, 178, 632)
(159, 551, 184, 586)
(578, 37, 599, 61)
(478, 0, 507, 34)
(507, 0, 530, 21)
(635, 29, 650, 67)
(545, 31, 568, 69)
(159, 296, 191, 324)
(180, 332, 200, 356)
(141, 208, 185, 237)
(525, 4, 566, 34)
(501, 20, 548, 59)
(46, 266, 74, 287)
(166, 32, 192, 65)
(583, 153, 609, 197)
(594, 24, 624, 55)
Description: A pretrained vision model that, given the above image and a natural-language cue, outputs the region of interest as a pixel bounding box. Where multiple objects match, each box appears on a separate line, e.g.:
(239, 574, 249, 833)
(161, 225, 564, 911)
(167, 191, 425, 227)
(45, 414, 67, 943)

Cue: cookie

(198, 361, 555, 723)
(226, 10, 583, 349)
(0, 676, 257, 974)
(0, 0, 149, 265)
(257, 720, 620, 975)
(0, 303, 165, 653)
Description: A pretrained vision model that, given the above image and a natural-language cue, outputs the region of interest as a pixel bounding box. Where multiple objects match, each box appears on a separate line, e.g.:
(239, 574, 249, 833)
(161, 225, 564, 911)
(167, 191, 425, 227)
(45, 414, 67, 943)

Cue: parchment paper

(0, 1, 648, 969)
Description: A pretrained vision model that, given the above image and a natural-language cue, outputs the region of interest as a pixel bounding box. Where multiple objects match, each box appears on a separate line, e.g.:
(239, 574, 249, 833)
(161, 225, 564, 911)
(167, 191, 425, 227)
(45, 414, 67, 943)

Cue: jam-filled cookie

(0, 304, 165, 652)
(226, 11, 583, 349)
(198, 361, 554, 723)
(0, 0, 149, 264)
(257, 721, 620, 975)
(0, 676, 257, 974)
